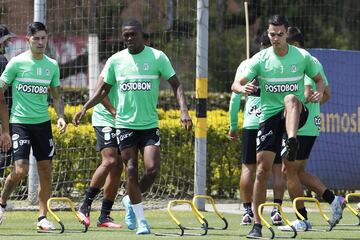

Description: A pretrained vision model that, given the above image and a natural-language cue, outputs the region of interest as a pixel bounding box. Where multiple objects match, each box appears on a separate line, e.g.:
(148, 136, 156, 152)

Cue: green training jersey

(229, 59, 260, 130)
(243, 45, 318, 123)
(102, 46, 176, 129)
(0, 51, 60, 124)
(91, 66, 118, 127)
(298, 56, 329, 136)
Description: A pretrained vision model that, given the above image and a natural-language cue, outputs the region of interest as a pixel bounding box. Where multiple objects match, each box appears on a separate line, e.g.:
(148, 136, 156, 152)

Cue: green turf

(0, 203, 359, 239)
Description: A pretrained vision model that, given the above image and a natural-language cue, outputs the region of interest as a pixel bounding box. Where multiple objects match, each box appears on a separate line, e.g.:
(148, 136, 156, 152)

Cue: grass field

(0, 202, 359, 240)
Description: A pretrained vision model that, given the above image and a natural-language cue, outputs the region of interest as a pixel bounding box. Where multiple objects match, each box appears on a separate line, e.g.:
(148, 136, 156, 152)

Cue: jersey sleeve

(158, 51, 176, 81)
(304, 52, 319, 78)
(0, 58, 17, 85)
(304, 58, 329, 87)
(242, 54, 259, 82)
(102, 58, 116, 86)
(50, 61, 60, 87)
(229, 92, 242, 131)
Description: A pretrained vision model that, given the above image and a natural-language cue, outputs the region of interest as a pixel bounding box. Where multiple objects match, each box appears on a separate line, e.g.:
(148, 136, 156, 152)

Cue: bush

(49, 106, 244, 198)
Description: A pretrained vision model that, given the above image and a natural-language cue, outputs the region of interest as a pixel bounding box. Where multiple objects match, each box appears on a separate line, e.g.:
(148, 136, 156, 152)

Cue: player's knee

(14, 166, 29, 179)
(126, 165, 138, 181)
(255, 167, 271, 182)
(284, 94, 301, 108)
(101, 157, 118, 169)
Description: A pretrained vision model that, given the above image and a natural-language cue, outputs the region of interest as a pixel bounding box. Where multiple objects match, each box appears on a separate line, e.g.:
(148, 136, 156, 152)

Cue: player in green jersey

(76, 75, 123, 229)
(279, 26, 345, 232)
(232, 15, 325, 238)
(229, 31, 286, 226)
(73, 18, 193, 235)
(0, 22, 66, 231)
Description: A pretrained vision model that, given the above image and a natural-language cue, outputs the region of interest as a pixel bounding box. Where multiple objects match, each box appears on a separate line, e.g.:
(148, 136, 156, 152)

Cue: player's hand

(228, 130, 238, 142)
(307, 89, 323, 103)
(72, 108, 87, 126)
(180, 110, 193, 131)
(0, 132, 11, 152)
(241, 82, 258, 94)
(57, 117, 67, 134)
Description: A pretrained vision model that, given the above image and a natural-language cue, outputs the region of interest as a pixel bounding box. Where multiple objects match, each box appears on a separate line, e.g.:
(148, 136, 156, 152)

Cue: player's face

(267, 25, 288, 49)
(27, 30, 48, 55)
(122, 26, 144, 54)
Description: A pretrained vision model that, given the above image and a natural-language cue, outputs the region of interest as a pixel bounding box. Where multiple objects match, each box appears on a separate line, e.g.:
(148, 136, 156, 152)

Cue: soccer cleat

(285, 137, 299, 161)
(329, 196, 346, 229)
(242, 212, 253, 225)
(136, 219, 151, 235)
(246, 224, 262, 239)
(77, 208, 91, 227)
(0, 206, 5, 224)
(357, 202, 360, 211)
(278, 219, 312, 231)
(121, 195, 136, 230)
(37, 218, 56, 231)
(97, 215, 123, 228)
(270, 208, 284, 226)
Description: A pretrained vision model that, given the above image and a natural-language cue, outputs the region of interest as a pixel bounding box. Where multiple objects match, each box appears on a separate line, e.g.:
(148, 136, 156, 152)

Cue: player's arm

(96, 76, 116, 118)
(50, 86, 67, 134)
(0, 82, 11, 152)
(168, 75, 193, 130)
(228, 92, 241, 141)
(321, 86, 330, 104)
(72, 81, 112, 126)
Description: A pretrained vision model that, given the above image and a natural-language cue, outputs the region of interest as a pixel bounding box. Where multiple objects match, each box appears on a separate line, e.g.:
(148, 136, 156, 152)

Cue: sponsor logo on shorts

(16, 84, 48, 94)
(102, 126, 112, 133)
(264, 83, 298, 93)
(260, 130, 274, 142)
(119, 132, 133, 141)
(12, 134, 19, 140)
(119, 82, 151, 92)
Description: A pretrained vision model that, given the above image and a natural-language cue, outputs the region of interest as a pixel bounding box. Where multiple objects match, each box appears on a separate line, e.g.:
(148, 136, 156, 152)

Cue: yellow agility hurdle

(43, 197, 88, 233)
(293, 197, 332, 231)
(192, 195, 228, 230)
(344, 193, 360, 226)
(154, 200, 208, 237)
(258, 202, 297, 239)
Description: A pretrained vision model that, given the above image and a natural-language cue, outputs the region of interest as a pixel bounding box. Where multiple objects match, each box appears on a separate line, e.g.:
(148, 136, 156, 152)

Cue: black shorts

(242, 129, 282, 165)
(117, 128, 160, 151)
(10, 121, 55, 161)
(94, 126, 119, 152)
(257, 105, 308, 154)
(295, 136, 317, 160)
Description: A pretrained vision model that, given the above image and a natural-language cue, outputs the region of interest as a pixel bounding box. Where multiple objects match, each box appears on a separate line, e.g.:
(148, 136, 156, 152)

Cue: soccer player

(0, 22, 67, 230)
(231, 14, 325, 238)
(73, 18, 193, 235)
(76, 76, 123, 228)
(279, 26, 345, 231)
(0, 25, 15, 174)
(229, 31, 286, 226)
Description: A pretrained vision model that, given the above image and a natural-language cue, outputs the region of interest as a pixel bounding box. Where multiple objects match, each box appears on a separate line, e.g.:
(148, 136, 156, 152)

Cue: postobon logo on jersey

(120, 82, 151, 91)
(16, 84, 48, 94)
(264, 83, 298, 93)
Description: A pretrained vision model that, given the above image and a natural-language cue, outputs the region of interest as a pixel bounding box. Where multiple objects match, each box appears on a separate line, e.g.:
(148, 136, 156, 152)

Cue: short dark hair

(287, 26, 304, 47)
(122, 18, 142, 32)
(259, 31, 271, 48)
(268, 14, 289, 29)
(27, 22, 47, 36)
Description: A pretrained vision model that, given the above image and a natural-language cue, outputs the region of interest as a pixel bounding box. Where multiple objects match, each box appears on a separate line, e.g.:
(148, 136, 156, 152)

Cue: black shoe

(247, 224, 262, 239)
(285, 137, 299, 161)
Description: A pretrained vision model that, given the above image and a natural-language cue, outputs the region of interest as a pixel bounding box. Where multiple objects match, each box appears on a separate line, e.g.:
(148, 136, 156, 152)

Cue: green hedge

(49, 106, 244, 198)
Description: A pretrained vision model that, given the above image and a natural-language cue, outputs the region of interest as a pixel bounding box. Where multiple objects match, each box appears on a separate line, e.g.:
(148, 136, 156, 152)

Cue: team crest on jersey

(291, 65, 297, 73)
(143, 63, 150, 71)
(46, 68, 50, 76)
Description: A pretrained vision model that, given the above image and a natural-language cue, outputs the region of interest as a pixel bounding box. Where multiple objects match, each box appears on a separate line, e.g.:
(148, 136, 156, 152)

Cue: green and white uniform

(0, 51, 60, 160)
(243, 44, 318, 123)
(298, 56, 329, 137)
(101, 46, 176, 129)
(1, 51, 60, 124)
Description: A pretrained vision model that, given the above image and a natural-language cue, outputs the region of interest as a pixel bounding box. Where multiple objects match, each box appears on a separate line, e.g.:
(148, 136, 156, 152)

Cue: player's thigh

(140, 128, 160, 170)
(241, 129, 257, 165)
(29, 121, 55, 161)
(94, 126, 118, 152)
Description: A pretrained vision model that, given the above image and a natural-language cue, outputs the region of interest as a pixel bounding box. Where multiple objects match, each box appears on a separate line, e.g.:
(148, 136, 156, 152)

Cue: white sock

(132, 202, 146, 223)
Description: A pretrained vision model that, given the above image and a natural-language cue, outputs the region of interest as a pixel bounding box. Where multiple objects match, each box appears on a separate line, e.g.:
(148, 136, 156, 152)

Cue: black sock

(322, 189, 335, 205)
(0, 203, 6, 209)
(82, 187, 100, 210)
(100, 199, 114, 218)
(297, 207, 308, 220)
(243, 202, 252, 210)
(273, 198, 283, 206)
(38, 216, 46, 222)
(254, 223, 262, 229)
